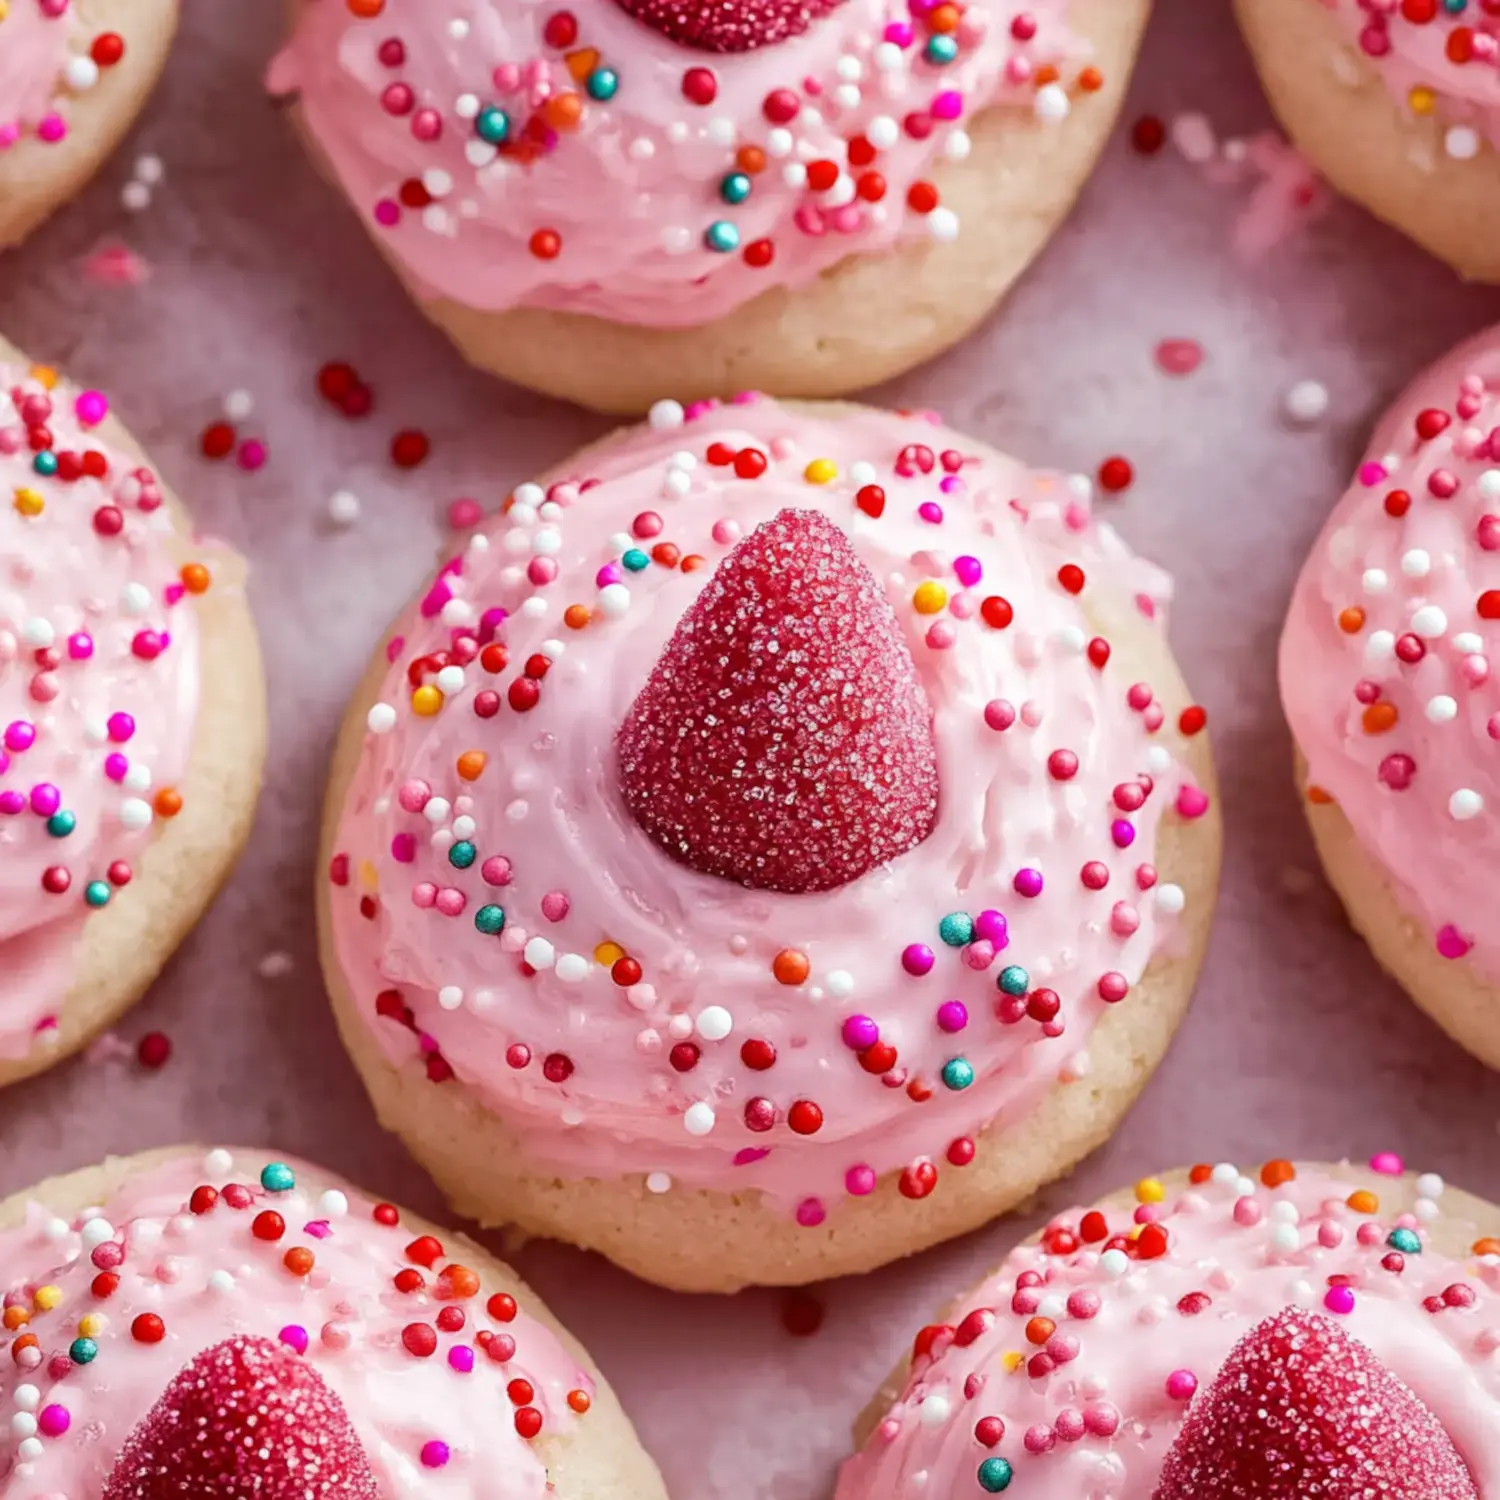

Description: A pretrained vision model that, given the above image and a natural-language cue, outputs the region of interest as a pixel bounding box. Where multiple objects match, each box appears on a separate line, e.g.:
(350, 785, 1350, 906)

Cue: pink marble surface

(5, 3, 1500, 1497)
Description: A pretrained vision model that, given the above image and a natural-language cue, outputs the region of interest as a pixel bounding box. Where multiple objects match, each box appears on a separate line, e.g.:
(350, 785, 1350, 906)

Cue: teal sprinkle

(46, 810, 76, 838)
(1387, 1226, 1422, 1255)
(32, 452, 58, 477)
(941, 1057, 974, 1091)
(475, 904, 506, 935)
(622, 549, 650, 573)
(69, 1337, 98, 1366)
(977, 1458, 1013, 1493)
(938, 911, 973, 947)
(924, 33, 959, 64)
(996, 965, 1028, 997)
(704, 220, 740, 253)
(260, 1162, 296, 1193)
(476, 106, 510, 144)
(84, 880, 111, 908)
(449, 840, 477, 869)
(720, 171, 752, 206)
(1443, 0, 1468, 11)
(586, 68, 619, 101)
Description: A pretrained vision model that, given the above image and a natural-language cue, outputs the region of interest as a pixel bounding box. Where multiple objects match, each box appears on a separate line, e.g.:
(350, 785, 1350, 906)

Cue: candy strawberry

(103, 1335, 378, 1499)
(612, 0, 845, 52)
(1154, 1308, 1477, 1499)
(616, 508, 939, 893)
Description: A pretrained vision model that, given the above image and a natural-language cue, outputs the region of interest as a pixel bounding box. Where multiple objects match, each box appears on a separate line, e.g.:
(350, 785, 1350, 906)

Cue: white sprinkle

(1365, 629, 1396, 664)
(13, 1386, 39, 1412)
(257, 950, 294, 983)
(539, 638, 566, 661)
(1417, 1172, 1445, 1200)
(423, 797, 451, 825)
(781, 162, 808, 190)
(440, 600, 475, 630)
(1283, 380, 1328, 424)
(598, 583, 631, 617)
(667, 1013, 694, 1041)
(524, 937, 556, 970)
(556, 953, 589, 983)
(684, 1102, 716, 1136)
(944, 128, 972, 161)
(80, 1218, 115, 1249)
(506, 799, 529, 822)
(867, 114, 899, 149)
(661, 225, 693, 254)
(1446, 125, 1481, 160)
(123, 763, 152, 793)
(850, 460, 877, 485)
(513, 482, 544, 507)
(41, 1217, 69, 1243)
(1211, 1162, 1240, 1185)
(520, 595, 548, 619)
(646, 1172, 672, 1194)
(1480, 471, 1500, 502)
(121, 181, 151, 212)
(1400, 548, 1431, 578)
(209, 1270, 236, 1294)
(765, 127, 794, 157)
(1427, 695, 1458, 723)
(1362, 569, 1388, 594)
(1101, 1249, 1130, 1277)
(836, 54, 863, 81)
(706, 116, 736, 146)
(873, 41, 903, 70)
(1034, 83, 1070, 122)
(827, 969, 855, 997)
(204, 1149, 233, 1175)
(320, 1190, 349, 1218)
(451, 815, 475, 839)
(1271, 1200, 1299, 1224)
(1271, 1223, 1301, 1253)
(135, 155, 165, 186)
(1455, 632, 1484, 654)
(919, 1394, 952, 1427)
(328, 489, 361, 526)
(1146, 745, 1172, 775)
(697, 1005, 733, 1041)
(10, 1413, 36, 1441)
(438, 985, 465, 1010)
(118, 798, 153, 832)
(532, 526, 562, 556)
(454, 93, 480, 119)
(927, 207, 960, 242)
(367, 703, 397, 734)
(627, 136, 655, 161)
(1414, 1197, 1441, 1222)
(1412, 605, 1448, 638)
(435, 665, 466, 696)
(1450, 788, 1484, 820)
(18, 1438, 43, 1463)
(663, 468, 692, 498)
(22, 617, 54, 648)
(65, 56, 99, 91)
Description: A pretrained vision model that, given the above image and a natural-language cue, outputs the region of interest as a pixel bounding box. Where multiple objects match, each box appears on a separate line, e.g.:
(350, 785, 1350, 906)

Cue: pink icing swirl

(327, 397, 1211, 1220)
(0, 361, 200, 1058)
(0, 1, 119, 153)
(0, 1150, 593, 1498)
(1323, 0, 1500, 148)
(269, 0, 1089, 327)
(1280, 325, 1500, 979)
(834, 1162, 1500, 1499)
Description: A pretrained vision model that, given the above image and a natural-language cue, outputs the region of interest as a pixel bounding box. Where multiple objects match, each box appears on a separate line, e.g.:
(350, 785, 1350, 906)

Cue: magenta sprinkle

(841, 1014, 879, 1049)
(936, 1000, 968, 1033)
(277, 1325, 309, 1355)
(1013, 868, 1043, 898)
(902, 944, 935, 976)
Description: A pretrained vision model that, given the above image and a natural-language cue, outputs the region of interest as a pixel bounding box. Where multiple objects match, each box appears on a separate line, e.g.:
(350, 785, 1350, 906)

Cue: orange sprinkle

(11, 1333, 38, 1363)
(1473, 1237, 1500, 1257)
(437, 1264, 482, 1300)
(564, 604, 592, 630)
(736, 145, 766, 174)
(28, 365, 58, 390)
(772, 949, 810, 986)
(1076, 65, 1104, 92)
(543, 92, 583, 130)
(283, 1247, 315, 1277)
(1188, 1163, 1213, 1185)
(2, 1307, 28, 1331)
(1306, 785, 1334, 805)
(457, 751, 488, 782)
(1260, 1159, 1296, 1188)
(681, 554, 707, 572)
(1024, 1317, 1055, 1346)
(153, 788, 183, 819)
(564, 47, 600, 81)
(1346, 1189, 1379, 1215)
(179, 562, 212, 594)
(568, 1389, 592, 1414)
(1337, 607, 1365, 634)
(928, 3, 961, 30)
(1362, 701, 1398, 734)
(1034, 63, 1061, 86)
(346, 0, 384, 14)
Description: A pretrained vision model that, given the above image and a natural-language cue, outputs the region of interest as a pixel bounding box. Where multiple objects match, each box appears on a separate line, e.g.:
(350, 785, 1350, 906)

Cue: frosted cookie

(1237, 0, 1500, 281)
(0, 1, 179, 250)
(270, 0, 1148, 414)
(1281, 325, 1500, 1071)
(836, 1157, 1500, 1498)
(0, 1146, 666, 1498)
(318, 396, 1221, 1292)
(0, 336, 265, 1086)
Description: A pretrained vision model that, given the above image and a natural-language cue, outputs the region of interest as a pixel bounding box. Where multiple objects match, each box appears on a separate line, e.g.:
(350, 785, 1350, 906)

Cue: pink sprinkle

(540, 890, 570, 922)
(1176, 785, 1210, 819)
(1155, 338, 1204, 376)
(1436, 925, 1473, 960)
(481, 856, 513, 886)
(1358, 461, 1388, 487)
(37, 1404, 70, 1437)
(1369, 1150, 1404, 1176)
(237, 439, 268, 471)
(795, 1197, 826, 1227)
(1165, 1370, 1198, 1402)
(984, 699, 1016, 732)
(1324, 1285, 1356, 1315)
(845, 1164, 876, 1196)
(447, 497, 483, 530)
(37, 114, 66, 143)
(278, 1325, 310, 1354)
(447, 1345, 475, 1373)
(1234, 1196, 1262, 1227)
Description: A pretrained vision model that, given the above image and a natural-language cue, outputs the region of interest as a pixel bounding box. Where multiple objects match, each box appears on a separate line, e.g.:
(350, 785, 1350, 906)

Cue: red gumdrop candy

(616, 508, 939, 893)
(1154, 1307, 1478, 1499)
(102, 1335, 378, 1499)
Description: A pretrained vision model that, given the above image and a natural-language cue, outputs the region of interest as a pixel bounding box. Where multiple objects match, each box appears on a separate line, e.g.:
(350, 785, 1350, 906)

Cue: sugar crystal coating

(611, 0, 846, 52)
(615, 507, 940, 892)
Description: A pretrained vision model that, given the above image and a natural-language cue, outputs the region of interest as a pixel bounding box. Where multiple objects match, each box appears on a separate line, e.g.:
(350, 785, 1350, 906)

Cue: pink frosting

(0, 1149, 594, 1497)
(834, 1161, 1500, 1499)
(0, 362, 201, 1059)
(0, 1, 117, 153)
(327, 397, 1213, 1223)
(1321, 0, 1500, 150)
(268, 0, 1095, 328)
(1280, 325, 1500, 981)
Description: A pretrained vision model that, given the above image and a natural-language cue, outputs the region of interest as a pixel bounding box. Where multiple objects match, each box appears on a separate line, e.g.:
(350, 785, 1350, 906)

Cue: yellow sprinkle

(594, 941, 625, 966)
(32, 1285, 62, 1312)
(77, 1313, 105, 1338)
(912, 580, 948, 615)
(411, 684, 444, 717)
(1001, 1350, 1024, 1373)
(803, 458, 837, 485)
(13, 487, 43, 517)
(0, 5, 10, 23)
(28, 365, 57, 391)
(1408, 85, 1436, 117)
(1135, 1177, 1166, 1204)
(358, 859, 380, 893)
